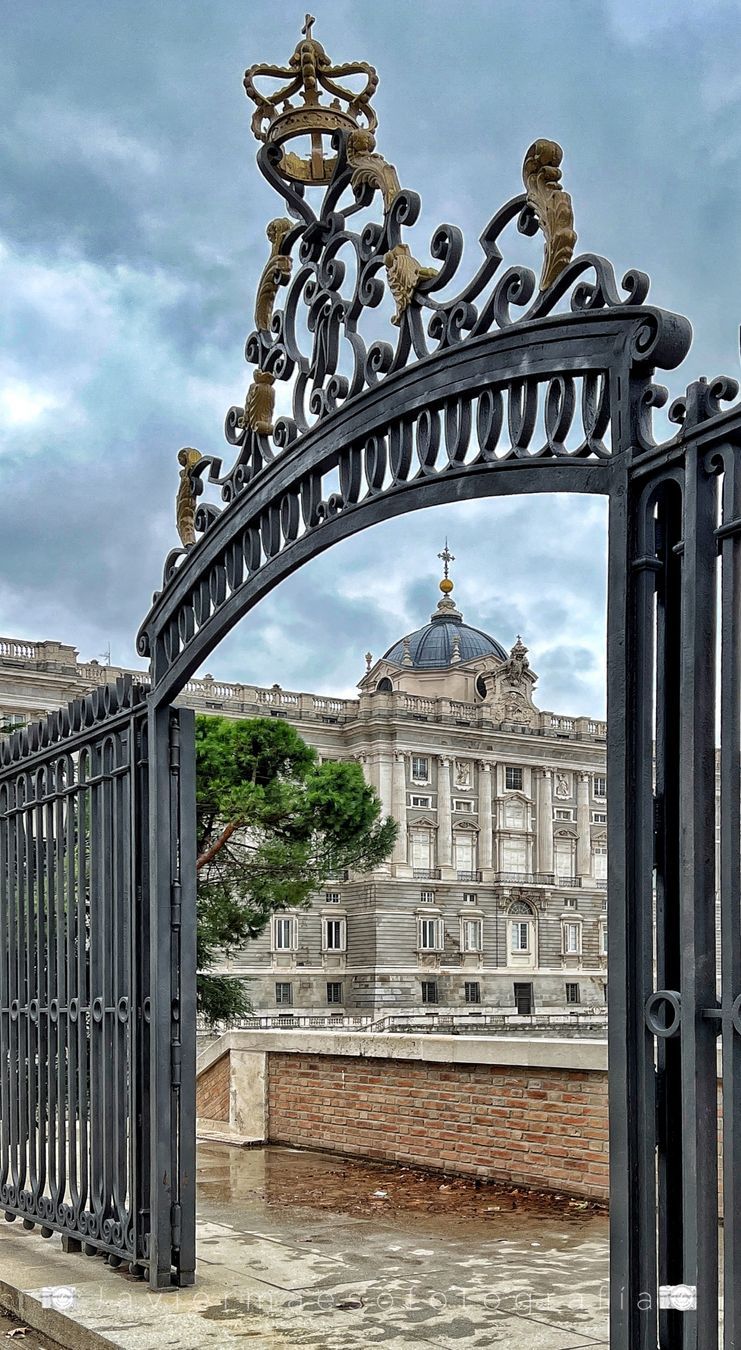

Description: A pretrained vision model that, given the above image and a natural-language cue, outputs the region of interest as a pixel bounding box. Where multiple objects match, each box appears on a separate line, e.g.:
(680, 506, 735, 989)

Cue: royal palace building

(0, 554, 614, 1018)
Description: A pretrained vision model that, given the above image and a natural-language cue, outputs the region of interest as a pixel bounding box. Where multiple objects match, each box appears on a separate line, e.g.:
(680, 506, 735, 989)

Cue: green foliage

(195, 715, 397, 1027)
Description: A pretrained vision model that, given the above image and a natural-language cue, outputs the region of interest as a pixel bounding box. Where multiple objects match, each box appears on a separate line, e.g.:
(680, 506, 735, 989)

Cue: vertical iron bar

(608, 462, 659, 1348)
(679, 440, 720, 1349)
(147, 700, 175, 1288)
(716, 441, 741, 1349)
(175, 708, 196, 1286)
(654, 479, 685, 1350)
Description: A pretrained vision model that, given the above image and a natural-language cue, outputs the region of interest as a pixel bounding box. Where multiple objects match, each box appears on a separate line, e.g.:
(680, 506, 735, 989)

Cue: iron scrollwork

(141, 17, 693, 689)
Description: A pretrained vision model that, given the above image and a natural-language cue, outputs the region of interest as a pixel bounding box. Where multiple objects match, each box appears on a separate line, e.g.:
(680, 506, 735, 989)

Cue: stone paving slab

(0, 1145, 610, 1349)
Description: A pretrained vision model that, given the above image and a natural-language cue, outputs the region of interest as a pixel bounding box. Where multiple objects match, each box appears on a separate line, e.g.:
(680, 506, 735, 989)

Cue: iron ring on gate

(733, 993, 741, 1037)
(645, 989, 682, 1038)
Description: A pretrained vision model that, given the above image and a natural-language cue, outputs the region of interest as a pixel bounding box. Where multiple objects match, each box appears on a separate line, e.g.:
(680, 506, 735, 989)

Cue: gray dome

(384, 598, 507, 670)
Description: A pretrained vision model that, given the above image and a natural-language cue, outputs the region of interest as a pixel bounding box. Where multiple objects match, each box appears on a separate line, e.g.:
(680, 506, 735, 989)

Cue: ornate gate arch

(133, 20, 741, 1343)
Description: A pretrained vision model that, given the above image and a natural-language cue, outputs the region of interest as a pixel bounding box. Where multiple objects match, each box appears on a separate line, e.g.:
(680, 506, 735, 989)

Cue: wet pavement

(0, 1144, 610, 1348)
(195, 1143, 610, 1348)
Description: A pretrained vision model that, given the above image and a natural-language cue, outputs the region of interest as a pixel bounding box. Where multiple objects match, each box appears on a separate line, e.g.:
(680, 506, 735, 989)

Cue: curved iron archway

(133, 22, 741, 1344)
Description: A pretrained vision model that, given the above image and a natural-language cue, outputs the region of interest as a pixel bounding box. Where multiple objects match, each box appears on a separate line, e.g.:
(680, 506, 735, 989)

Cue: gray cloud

(1, 2, 740, 720)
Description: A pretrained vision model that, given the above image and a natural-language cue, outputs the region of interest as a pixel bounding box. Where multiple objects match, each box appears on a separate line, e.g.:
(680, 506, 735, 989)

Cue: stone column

(576, 772, 591, 878)
(377, 751, 393, 819)
(437, 756, 452, 870)
(536, 768, 554, 874)
(392, 751, 407, 863)
(478, 761, 493, 871)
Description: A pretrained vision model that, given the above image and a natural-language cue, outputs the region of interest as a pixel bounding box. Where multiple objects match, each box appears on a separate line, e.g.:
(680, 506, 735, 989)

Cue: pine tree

(195, 715, 397, 1025)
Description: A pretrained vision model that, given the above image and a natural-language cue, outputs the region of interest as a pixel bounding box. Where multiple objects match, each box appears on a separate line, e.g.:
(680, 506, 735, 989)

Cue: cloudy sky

(2, 1, 741, 716)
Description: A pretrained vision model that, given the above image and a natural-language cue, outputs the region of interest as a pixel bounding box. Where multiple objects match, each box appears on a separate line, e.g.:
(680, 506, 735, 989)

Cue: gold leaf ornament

(176, 448, 202, 547)
(347, 129, 400, 211)
(240, 370, 276, 437)
(385, 244, 437, 326)
(522, 139, 577, 292)
(254, 218, 293, 331)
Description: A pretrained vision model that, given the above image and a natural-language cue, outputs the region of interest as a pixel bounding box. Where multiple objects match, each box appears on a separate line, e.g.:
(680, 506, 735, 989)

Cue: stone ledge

(211, 1028, 609, 1071)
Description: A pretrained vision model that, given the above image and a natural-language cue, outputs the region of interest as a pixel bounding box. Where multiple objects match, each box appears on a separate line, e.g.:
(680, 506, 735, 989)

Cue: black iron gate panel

(0, 678, 195, 1285)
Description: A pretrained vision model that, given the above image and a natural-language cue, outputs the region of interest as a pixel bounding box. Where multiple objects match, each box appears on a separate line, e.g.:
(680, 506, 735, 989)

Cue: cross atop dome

(438, 539, 455, 595)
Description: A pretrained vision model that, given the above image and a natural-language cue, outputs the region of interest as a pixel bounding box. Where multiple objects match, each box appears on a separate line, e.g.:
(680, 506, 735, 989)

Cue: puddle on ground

(197, 1143, 607, 1241)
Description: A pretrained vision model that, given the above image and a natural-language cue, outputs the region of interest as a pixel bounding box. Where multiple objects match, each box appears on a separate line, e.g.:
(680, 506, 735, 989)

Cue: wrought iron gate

(0, 678, 195, 1287)
(4, 15, 741, 1339)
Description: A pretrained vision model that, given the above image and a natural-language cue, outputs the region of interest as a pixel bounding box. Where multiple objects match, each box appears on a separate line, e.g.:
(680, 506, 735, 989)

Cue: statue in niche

(455, 760, 471, 789)
(554, 772, 571, 799)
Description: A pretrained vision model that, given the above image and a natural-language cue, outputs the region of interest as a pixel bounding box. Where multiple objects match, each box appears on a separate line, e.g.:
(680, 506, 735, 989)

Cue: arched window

(376, 676, 393, 692)
(507, 899, 536, 967)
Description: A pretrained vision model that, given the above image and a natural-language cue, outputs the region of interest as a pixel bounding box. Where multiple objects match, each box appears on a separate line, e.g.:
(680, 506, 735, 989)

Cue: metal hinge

(170, 1203, 182, 1249)
(171, 1043, 182, 1087)
(169, 715, 181, 770)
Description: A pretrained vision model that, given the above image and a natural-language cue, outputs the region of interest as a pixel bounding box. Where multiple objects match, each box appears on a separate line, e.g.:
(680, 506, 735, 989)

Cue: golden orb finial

(440, 577, 454, 594)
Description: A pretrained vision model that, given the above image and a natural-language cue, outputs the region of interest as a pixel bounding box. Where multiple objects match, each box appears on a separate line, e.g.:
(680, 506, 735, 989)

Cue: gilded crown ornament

(244, 14, 379, 186)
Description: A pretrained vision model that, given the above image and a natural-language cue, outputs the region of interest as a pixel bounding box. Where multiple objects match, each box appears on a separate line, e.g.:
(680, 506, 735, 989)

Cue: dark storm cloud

(2, 1, 741, 718)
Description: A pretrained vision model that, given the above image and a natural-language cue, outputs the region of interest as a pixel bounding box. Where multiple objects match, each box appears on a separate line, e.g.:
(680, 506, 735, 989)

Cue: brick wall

(267, 1051, 609, 1200)
(196, 1050, 230, 1120)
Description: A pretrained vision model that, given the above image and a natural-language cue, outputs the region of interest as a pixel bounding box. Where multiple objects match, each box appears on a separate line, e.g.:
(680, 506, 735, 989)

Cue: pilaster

(576, 772, 591, 877)
(478, 761, 493, 873)
(536, 768, 554, 874)
(437, 755, 453, 872)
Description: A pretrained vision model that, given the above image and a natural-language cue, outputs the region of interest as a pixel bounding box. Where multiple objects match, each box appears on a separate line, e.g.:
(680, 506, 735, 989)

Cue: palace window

(326, 982, 343, 1005)
(592, 812, 607, 825)
(566, 982, 581, 1005)
(594, 775, 607, 799)
(461, 917, 483, 953)
(420, 889, 436, 904)
(453, 798, 474, 813)
(464, 981, 481, 1004)
(275, 982, 292, 1006)
(505, 766, 524, 791)
(562, 920, 582, 955)
(410, 827, 433, 871)
(555, 808, 574, 821)
(454, 831, 476, 874)
(563, 896, 578, 910)
(272, 916, 296, 951)
(500, 836, 527, 873)
(322, 917, 346, 952)
(504, 798, 526, 829)
(599, 922, 608, 956)
(593, 845, 608, 880)
(418, 917, 443, 951)
(324, 891, 341, 904)
(410, 794, 432, 808)
(463, 892, 478, 904)
(421, 980, 438, 1004)
(554, 836, 576, 879)
(411, 756, 430, 782)
(510, 920, 531, 953)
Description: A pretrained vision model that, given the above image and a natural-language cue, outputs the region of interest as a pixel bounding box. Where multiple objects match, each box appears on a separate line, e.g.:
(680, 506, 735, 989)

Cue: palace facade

(0, 561, 613, 1017)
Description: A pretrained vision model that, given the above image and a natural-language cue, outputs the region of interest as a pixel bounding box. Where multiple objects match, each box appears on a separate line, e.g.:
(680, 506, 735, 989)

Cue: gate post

(147, 701, 196, 1289)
